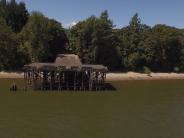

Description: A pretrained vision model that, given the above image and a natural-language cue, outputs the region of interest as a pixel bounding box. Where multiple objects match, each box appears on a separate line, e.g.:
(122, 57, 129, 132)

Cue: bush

(143, 66, 151, 76)
(173, 67, 180, 73)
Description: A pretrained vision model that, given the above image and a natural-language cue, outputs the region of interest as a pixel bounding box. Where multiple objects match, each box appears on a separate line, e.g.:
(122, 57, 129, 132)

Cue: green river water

(0, 79, 184, 138)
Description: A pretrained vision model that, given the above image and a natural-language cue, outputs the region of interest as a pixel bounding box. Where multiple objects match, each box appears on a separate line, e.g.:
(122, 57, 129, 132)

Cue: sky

(16, 0, 184, 28)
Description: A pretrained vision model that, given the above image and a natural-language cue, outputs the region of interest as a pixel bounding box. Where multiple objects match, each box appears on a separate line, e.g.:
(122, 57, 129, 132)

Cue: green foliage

(0, 0, 29, 32)
(0, 1, 184, 73)
(143, 66, 151, 76)
(0, 2, 68, 70)
(20, 12, 68, 62)
(173, 67, 180, 73)
(68, 11, 121, 70)
(127, 53, 145, 70)
(118, 13, 149, 71)
(144, 25, 183, 71)
(115, 13, 184, 72)
(0, 17, 29, 70)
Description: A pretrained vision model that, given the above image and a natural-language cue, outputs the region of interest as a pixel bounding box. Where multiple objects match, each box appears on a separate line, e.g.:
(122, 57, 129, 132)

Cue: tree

(144, 25, 183, 71)
(93, 11, 121, 70)
(47, 19, 69, 61)
(68, 16, 98, 63)
(20, 12, 68, 62)
(0, 18, 29, 70)
(118, 13, 150, 71)
(0, 0, 29, 32)
(68, 11, 121, 70)
(1, 5, 184, 73)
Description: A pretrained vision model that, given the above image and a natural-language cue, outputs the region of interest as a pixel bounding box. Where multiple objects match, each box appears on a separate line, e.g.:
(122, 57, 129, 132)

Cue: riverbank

(0, 72, 23, 79)
(1, 71, 184, 81)
(106, 72, 184, 81)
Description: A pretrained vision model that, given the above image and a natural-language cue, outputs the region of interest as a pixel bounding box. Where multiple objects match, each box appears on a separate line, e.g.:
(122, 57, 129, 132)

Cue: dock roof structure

(24, 54, 108, 71)
(23, 54, 108, 91)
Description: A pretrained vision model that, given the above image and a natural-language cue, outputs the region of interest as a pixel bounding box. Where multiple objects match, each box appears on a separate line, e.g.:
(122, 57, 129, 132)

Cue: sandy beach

(106, 72, 184, 81)
(1, 71, 184, 81)
(0, 72, 24, 79)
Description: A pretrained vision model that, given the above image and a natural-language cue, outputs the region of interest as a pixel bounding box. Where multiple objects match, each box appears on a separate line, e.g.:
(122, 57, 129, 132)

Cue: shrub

(143, 66, 151, 76)
(173, 67, 180, 73)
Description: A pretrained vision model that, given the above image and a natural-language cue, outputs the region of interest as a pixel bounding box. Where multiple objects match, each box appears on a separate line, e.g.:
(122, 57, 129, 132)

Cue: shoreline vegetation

(1, 71, 184, 81)
(1, 1, 184, 73)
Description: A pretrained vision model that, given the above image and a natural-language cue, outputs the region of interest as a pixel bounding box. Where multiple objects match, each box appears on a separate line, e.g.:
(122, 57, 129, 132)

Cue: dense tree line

(68, 12, 184, 72)
(0, 0, 68, 71)
(116, 14, 184, 72)
(0, 0, 184, 72)
(68, 11, 121, 70)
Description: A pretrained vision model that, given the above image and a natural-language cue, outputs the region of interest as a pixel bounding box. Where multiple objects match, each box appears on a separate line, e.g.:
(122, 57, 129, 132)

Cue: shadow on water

(9, 83, 117, 92)
(104, 83, 116, 91)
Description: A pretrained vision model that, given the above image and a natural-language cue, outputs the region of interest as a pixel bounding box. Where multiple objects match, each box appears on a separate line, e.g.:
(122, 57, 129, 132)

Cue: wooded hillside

(1, 0, 184, 72)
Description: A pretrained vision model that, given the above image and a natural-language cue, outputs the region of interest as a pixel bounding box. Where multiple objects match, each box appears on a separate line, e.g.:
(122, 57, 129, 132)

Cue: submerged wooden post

(81, 71, 84, 90)
(49, 71, 52, 90)
(66, 71, 68, 90)
(74, 71, 76, 91)
(42, 71, 46, 90)
(24, 71, 27, 90)
(89, 69, 93, 91)
(58, 71, 61, 91)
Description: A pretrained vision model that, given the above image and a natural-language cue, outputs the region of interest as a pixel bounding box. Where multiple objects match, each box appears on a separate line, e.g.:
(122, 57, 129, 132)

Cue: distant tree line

(68, 12, 184, 72)
(0, 0, 68, 71)
(0, 0, 184, 72)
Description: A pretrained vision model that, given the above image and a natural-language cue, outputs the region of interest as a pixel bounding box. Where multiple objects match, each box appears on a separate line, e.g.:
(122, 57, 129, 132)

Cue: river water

(0, 79, 184, 138)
